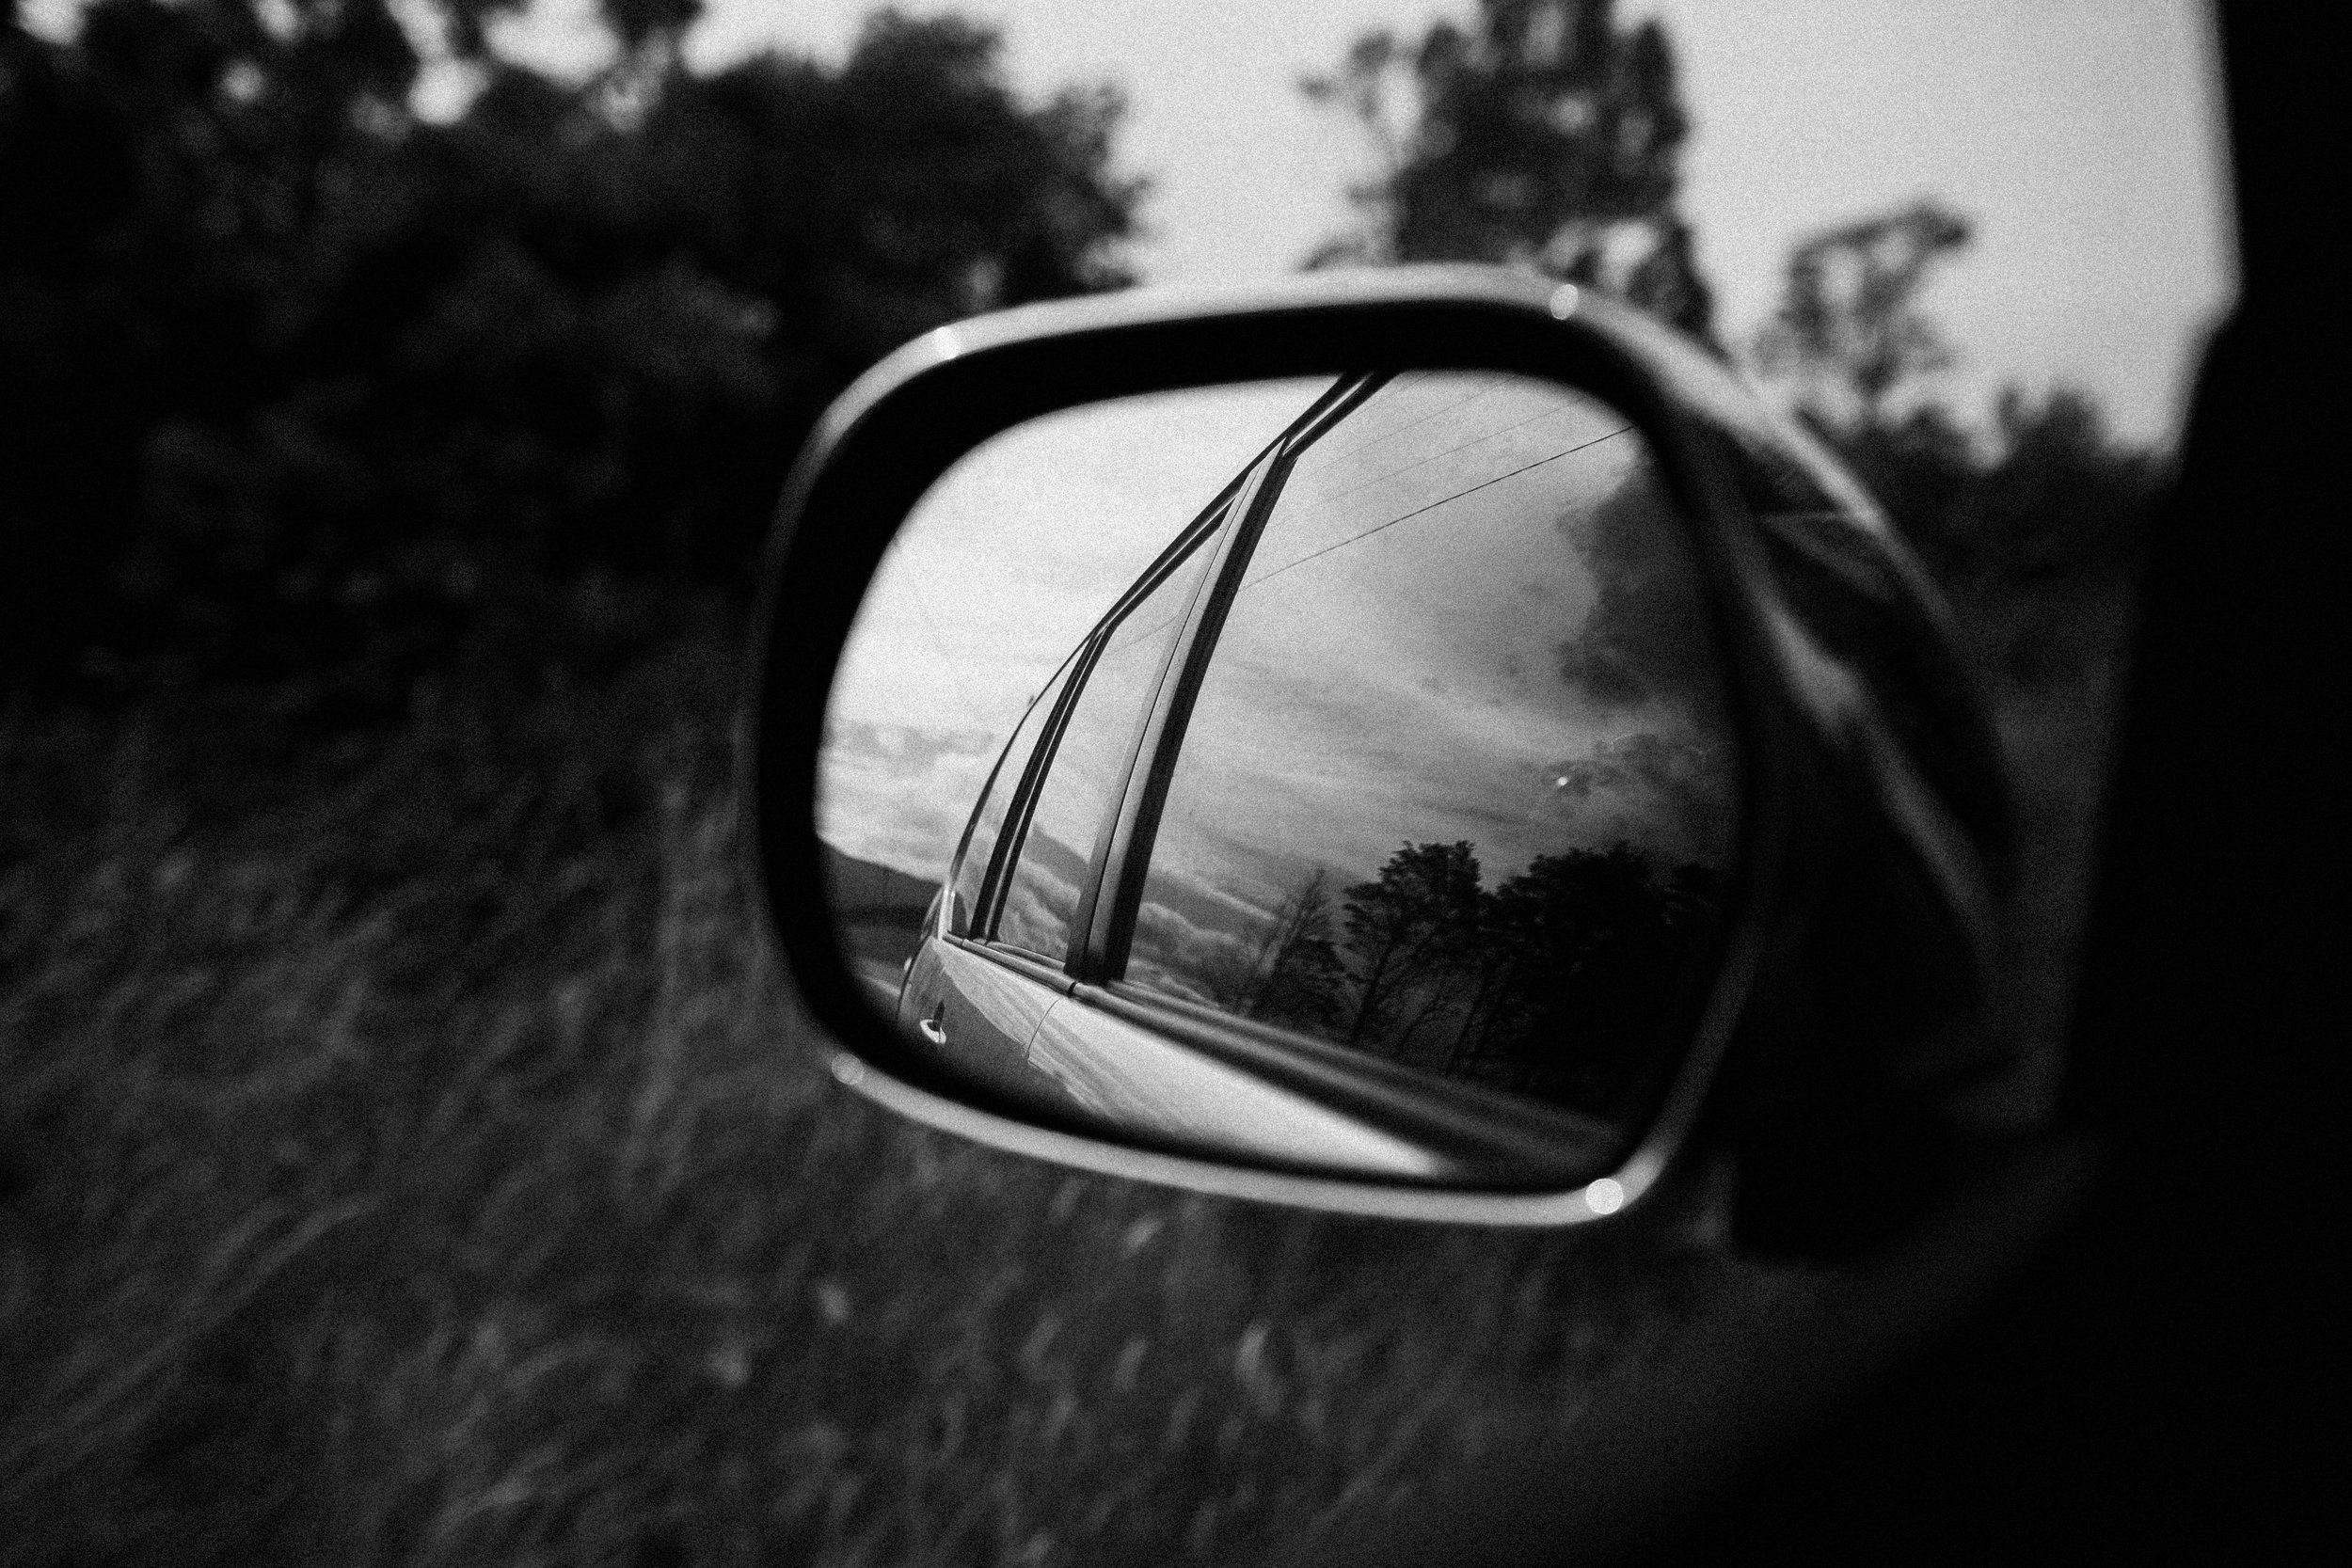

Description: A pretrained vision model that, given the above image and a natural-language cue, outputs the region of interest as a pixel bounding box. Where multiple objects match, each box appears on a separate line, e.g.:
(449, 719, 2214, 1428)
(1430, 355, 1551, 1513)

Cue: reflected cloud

(818, 720, 999, 880)
(1544, 731, 1740, 867)
(1553, 466, 1724, 715)
(995, 826, 1089, 956)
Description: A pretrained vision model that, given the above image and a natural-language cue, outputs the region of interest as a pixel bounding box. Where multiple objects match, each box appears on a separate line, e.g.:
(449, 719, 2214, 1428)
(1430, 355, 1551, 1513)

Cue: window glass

(946, 652, 1078, 938)
(1124, 372, 1742, 1119)
(993, 526, 1224, 961)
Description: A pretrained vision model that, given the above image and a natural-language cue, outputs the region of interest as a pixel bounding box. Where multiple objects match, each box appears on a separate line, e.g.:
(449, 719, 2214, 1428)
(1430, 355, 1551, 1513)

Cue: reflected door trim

(1078, 981, 1624, 1184)
(907, 929, 1625, 1188)
(824, 1039, 1670, 1227)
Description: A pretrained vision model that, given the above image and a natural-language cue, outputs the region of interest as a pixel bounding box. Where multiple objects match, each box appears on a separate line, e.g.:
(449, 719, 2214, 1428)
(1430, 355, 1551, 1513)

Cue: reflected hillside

(823, 841, 937, 1002)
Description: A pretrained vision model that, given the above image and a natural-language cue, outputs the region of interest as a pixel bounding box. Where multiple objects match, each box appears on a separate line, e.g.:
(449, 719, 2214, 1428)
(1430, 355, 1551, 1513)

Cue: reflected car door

(897, 648, 1085, 1105)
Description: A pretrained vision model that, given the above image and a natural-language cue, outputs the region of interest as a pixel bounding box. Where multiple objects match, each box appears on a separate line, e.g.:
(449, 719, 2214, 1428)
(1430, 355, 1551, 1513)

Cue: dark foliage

(1753, 199, 1975, 434)
(0, 1, 1139, 721)
(1302, 0, 1714, 341)
(1470, 847, 1724, 1112)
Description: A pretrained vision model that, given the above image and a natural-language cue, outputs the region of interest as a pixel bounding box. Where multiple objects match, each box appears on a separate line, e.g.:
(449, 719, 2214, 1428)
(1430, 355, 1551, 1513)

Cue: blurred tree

(600, 0, 703, 55)
(1301, 0, 1714, 341)
(0, 2, 1139, 715)
(1753, 199, 1973, 436)
(1750, 198, 2165, 687)
(1955, 386, 2165, 583)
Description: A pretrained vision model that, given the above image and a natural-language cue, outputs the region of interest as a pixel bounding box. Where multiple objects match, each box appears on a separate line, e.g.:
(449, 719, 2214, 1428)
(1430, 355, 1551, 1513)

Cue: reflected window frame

(1084, 372, 1392, 984)
(940, 641, 1086, 939)
(983, 499, 1236, 964)
(950, 383, 1369, 968)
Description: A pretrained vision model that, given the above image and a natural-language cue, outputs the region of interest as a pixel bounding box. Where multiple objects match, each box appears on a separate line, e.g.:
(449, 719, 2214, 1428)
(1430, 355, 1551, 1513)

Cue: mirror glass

(818, 372, 1742, 1189)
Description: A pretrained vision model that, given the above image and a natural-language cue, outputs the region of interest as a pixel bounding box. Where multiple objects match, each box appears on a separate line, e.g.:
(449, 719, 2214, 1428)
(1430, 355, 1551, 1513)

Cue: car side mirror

(746, 265, 2008, 1231)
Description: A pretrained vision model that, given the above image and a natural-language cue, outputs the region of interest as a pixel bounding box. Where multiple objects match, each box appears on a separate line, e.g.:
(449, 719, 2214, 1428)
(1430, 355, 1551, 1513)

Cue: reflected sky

(1197, 374, 1734, 875)
(819, 378, 1332, 878)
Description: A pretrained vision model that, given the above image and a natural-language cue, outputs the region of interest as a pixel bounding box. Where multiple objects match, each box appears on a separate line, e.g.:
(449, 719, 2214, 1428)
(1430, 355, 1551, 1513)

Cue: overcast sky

(614, 0, 2238, 449)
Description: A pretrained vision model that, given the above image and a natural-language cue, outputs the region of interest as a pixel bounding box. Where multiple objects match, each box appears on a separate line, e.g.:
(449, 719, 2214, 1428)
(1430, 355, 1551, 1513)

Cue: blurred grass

(0, 552, 2134, 1566)
(0, 628, 1772, 1568)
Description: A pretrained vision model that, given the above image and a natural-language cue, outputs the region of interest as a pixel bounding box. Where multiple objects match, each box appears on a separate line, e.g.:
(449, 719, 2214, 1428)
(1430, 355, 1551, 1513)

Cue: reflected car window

(946, 651, 1080, 938)
(1123, 372, 1741, 1119)
(993, 522, 1225, 961)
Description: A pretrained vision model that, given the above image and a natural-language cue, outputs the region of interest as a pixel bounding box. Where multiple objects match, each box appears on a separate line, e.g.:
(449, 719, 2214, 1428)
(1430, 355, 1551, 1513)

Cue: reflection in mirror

(819, 373, 1743, 1188)
(819, 379, 1325, 990)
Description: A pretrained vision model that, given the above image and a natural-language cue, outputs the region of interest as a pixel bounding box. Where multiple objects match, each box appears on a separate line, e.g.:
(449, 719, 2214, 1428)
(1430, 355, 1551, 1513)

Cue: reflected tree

(1463, 845, 1724, 1109)
(1203, 869, 1351, 1033)
(1339, 840, 1487, 1058)
(1215, 837, 1728, 1117)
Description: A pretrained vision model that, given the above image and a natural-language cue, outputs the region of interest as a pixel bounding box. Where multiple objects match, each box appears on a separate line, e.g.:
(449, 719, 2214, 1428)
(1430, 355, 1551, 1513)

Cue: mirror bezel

(747, 264, 1867, 1226)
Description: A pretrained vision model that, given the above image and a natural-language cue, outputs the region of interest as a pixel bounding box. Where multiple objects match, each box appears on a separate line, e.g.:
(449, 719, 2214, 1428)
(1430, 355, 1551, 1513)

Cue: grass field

(0, 565, 2132, 1566)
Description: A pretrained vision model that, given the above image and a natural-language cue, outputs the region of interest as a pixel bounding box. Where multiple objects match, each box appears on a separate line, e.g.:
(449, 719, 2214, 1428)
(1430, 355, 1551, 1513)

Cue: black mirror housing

(745, 264, 2011, 1230)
